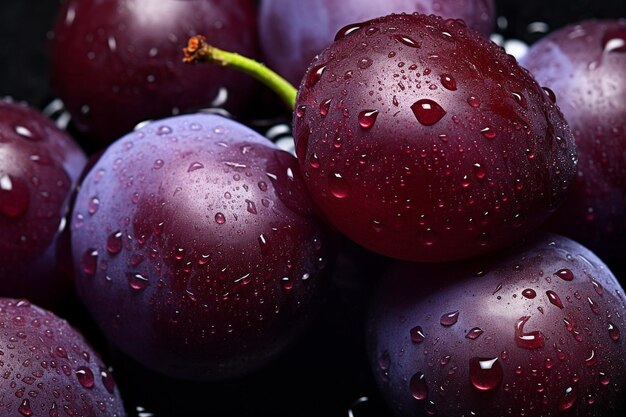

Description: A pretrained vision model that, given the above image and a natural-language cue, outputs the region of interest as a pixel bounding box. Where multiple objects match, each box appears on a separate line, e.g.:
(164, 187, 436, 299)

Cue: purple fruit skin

(259, 0, 496, 85)
(49, 0, 260, 144)
(71, 114, 330, 380)
(368, 233, 626, 417)
(0, 298, 126, 416)
(294, 13, 577, 262)
(521, 20, 626, 261)
(0, 99, 86, 306)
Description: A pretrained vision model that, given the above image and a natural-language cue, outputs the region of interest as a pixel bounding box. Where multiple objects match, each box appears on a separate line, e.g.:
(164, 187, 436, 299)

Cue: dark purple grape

(259, 0, 496, 86)
(368, 233, 626, 417)
(49, 0, 260, 144)
(71, 113, 331, 380)
(521, 20, 626, 261)
(293, 13, 577, 262)
(0, 298, 126, 416)
(0, 99, 86, 306)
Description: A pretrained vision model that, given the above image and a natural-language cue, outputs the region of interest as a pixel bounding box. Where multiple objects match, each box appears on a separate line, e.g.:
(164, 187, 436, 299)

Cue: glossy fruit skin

(294, 13, 577, 262)
(49, 0, 259, 144)
(71, 114, 330, 380)
(259, 0, 496, 86)
(0, 298, 126, 416)
(0, 99, 86, 306)
(521, 20, 626, 261)
(367, 233, 626, 417)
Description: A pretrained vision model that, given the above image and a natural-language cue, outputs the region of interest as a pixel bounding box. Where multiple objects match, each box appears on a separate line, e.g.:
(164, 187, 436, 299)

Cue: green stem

(183, 35, 297, 110)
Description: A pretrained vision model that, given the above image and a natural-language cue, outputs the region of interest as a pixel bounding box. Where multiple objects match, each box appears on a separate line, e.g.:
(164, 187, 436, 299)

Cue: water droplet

(469, 357, 503, 391)
(591, 280, 604, 296)
(126, 272, 149, 290)
(100, 367, 115, 394)
(14, 125, 38, 140)
(358, 58, 373, 69)
(558, 386, 577, 412)
(596, 373, 610, 389)
(585, 349, 598, 367)
(410, 326, 425, 344)
(555, 268, 574, 281)
(18, 399, 32, 416)
(378, 350, 390, 371)
(410, 372, 428, 400)
(306, 63, 327, 88)
(546, 290, 564, 309)
(87, 196, 100, 215)
(440, 311, 459, 327)
(602, 28, 626, 53)
(245, 199, 257, 215)
(411, 99, 446, 126)
(542, 87, 556, 103)
(480, 126, 496, 139)
(156, 125, 172, 135)
(522, 288, 537, 299)
(0, 174, 29, 218)
(466, 327, 484, 340)
(49, 401, 58, 417)
(358, 109, 379, 129)
(215, 212, 226, 224)
(329, 173, 350, 199)
(467, 96, 481, 108)
(296, 105, 306, 118)
(106, 231, 123, 255)
(608, 322, 620, 341)
(76, 366, 94, 388)
(440, 355, 451, 366)
(394, 34, 420, 48)
(335, 22, 362, 40)
(187, 162, 204, 172)
(81, 249, 98, 277)
(319, 99, 332, 116)
(440, 74, 457, 90)
(515, 316, 545, 349)
(473, 163, 486, 179)
(587, 297, 600, 314)
(153, 159, 164, 169)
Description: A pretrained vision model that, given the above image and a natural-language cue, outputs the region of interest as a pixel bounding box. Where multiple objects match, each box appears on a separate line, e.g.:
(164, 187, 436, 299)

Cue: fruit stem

(183, 35, 297, 110)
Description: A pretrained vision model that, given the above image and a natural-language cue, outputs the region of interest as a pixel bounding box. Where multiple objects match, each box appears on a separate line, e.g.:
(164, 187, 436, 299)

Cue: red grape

(294, 13, 577, 262)
(0, 99, 86, 306)
(49, 0, 260, 144)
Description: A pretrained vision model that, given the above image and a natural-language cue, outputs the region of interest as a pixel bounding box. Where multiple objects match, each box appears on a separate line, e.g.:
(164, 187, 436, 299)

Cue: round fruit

(521, 19, 626, 261)
(71, 113, 331, 380)
(259, 0, 496, 86)
(367, 232, 626, 417)
(0, 99, 86, 306)
(0, 298, 126, 416)
(49, 0, 259, 144)
(294, 13, 577, 262)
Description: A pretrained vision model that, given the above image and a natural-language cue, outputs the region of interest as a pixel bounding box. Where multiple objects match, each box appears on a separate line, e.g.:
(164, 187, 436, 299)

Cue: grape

(49, 0, 260, 143)
(0, 99, 86, 306)
(294, 13, 577, 262)
(259, 0, 496, 85)
(0, 298, 125, 416)
(521, 19, 626, 261)
(71, 113, 331, 380)
(368, 233, 626, 417)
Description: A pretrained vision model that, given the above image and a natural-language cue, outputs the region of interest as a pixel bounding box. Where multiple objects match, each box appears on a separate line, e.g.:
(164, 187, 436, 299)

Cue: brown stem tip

(183, 35, 211, 64)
